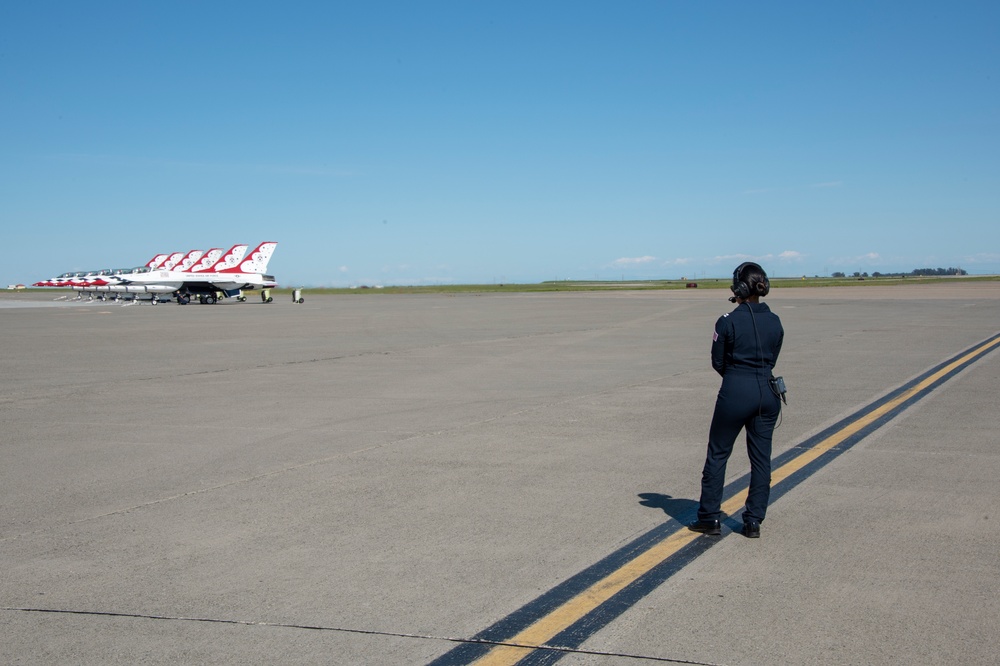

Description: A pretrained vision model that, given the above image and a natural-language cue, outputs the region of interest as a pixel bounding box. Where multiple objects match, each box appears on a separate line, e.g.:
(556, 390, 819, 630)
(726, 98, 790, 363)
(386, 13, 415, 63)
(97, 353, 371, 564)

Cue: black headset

(730, 262, 770, 302)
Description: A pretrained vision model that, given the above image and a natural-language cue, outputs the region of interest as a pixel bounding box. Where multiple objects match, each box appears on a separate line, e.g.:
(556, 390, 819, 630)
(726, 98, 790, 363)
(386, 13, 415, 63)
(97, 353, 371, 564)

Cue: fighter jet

(32, 242, 278, 304)
(112, 242, 277, 304)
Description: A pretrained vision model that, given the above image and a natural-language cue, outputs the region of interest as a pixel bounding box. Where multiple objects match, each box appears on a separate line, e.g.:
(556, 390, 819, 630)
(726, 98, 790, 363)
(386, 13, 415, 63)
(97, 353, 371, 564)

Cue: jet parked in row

(33, 242, 278, 304)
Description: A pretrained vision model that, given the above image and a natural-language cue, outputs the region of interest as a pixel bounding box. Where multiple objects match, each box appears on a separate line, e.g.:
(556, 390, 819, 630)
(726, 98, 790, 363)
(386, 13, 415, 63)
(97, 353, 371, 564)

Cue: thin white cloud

(339, 265, 349, 273)
(778, 250, 805, 261)
(611, 256, 657, 266)
(829, 252, 882, 266)
(711, 253, 764, 264)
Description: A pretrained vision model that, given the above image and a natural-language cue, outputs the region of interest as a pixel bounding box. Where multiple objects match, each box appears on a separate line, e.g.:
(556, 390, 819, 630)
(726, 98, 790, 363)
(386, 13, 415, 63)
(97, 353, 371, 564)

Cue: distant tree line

(909, 267, 968, 276)
(830, 267, 967, 278)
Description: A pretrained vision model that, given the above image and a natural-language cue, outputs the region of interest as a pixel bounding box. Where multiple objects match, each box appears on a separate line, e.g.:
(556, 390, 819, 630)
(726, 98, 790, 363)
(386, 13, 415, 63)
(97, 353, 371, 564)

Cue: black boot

(688, 519, 721, 536)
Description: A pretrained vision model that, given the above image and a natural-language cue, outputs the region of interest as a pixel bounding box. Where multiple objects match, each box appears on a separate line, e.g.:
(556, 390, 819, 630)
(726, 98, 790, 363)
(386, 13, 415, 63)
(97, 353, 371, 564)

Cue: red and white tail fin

(186, 248, 223, 273)
(218, 242, 277, 274)
(175, 250, 204, 272)
(208, 244, 249, 272)
(146, 254, 170, 269)
(160, 252, 186, 271)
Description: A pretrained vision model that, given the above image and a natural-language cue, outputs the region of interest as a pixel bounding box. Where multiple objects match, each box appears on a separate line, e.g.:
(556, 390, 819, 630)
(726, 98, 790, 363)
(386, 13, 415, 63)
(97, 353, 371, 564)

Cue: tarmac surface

(2, 283, 999, 665)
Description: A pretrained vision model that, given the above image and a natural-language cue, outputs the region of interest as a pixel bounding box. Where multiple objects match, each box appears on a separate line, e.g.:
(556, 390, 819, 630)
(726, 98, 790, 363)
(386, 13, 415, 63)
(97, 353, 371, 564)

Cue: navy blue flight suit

(698, 301, 784, 525)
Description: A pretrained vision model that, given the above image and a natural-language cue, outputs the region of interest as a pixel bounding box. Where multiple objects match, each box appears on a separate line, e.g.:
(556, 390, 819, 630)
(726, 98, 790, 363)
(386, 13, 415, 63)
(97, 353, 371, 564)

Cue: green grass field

(270, 274, 998, 296)
(9, 275, 995, 299)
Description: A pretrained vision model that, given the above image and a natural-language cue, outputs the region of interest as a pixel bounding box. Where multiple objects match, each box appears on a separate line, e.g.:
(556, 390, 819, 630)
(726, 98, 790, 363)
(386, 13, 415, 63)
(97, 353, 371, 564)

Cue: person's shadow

(637, 493, 700, 523)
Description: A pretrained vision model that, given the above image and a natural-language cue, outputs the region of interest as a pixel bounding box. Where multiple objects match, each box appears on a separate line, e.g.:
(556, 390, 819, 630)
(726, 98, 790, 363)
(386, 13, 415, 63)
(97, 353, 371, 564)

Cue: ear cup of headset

(731, 262, 752, 300)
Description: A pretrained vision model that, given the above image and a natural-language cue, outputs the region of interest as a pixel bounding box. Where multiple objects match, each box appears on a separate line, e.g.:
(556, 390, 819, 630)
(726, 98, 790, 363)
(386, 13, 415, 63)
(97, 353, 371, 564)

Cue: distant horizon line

(280, 272, 999, 289)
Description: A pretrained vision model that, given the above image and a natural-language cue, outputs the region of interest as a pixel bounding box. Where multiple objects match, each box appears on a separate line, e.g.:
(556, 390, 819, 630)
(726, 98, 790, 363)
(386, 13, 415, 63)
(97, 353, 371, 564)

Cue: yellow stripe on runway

(772, 334, 1000, 486)
(472, 335, 1000, 666)
(474, 529, 703, 665)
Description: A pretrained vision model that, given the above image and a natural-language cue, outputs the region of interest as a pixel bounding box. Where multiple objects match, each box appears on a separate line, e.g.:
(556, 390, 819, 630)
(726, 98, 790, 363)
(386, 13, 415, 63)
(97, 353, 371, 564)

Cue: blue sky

(2, 2, 998, 287)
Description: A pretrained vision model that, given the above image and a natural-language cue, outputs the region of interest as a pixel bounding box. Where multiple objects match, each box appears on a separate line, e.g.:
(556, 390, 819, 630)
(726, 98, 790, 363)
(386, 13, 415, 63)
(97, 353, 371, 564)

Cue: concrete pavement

(2, 283, 998, 664)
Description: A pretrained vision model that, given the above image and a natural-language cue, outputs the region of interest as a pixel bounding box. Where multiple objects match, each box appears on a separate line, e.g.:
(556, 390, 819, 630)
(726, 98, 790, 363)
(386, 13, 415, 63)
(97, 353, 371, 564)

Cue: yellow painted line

(773, 334, 1000, 486)
(474, 529, 703, 665)
(472, 335, 1000, 666)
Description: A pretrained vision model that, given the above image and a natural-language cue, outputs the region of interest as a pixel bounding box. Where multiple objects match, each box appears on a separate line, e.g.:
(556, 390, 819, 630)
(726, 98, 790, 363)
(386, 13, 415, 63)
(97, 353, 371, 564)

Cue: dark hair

(737, 263, 770, 297)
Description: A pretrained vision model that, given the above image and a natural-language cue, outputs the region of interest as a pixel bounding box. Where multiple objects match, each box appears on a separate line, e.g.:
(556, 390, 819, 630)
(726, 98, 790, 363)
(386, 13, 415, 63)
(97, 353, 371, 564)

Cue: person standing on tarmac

(688, 262, 784, 539)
